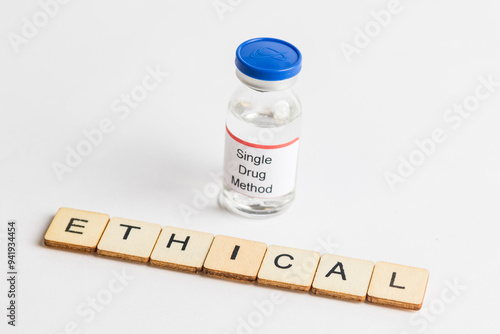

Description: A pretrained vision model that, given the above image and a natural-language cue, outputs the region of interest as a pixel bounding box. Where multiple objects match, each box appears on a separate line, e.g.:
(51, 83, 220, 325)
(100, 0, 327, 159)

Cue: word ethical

(44, 208, 429, 310)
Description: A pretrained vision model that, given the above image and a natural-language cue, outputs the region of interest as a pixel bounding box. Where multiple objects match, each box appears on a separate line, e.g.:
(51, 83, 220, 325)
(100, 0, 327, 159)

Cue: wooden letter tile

(44, 207, 110, 253)
(202, 235, 267, 282)
(97, 217, 161, 263)
(311, 254, 374, 301)
(367, 262, 429, 310)
(150, 226, 214, 273)
(257, 245, 320, 292)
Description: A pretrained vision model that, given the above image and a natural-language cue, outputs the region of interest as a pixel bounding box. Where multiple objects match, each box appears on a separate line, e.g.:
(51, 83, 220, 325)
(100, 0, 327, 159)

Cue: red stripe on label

(226, 126, 299, 149)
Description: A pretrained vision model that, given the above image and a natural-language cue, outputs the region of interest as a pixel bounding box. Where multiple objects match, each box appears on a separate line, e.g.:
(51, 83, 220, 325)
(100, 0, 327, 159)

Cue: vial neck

(235, 69, 298, 92)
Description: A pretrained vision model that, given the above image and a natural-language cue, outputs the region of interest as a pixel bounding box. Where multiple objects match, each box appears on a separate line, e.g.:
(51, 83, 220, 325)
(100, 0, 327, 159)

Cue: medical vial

(220, 37, 302, 218)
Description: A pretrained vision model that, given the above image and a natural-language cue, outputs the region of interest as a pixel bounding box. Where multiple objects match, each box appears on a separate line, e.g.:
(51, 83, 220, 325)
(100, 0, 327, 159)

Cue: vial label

(224, 126, 299, 198)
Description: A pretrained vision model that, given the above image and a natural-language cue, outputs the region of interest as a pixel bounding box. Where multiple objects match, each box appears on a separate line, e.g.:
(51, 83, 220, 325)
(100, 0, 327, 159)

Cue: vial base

(219, 184, 295, 218)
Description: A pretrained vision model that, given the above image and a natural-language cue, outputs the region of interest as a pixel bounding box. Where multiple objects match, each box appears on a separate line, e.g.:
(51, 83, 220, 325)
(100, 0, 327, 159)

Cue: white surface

(1, 0, 499, 333)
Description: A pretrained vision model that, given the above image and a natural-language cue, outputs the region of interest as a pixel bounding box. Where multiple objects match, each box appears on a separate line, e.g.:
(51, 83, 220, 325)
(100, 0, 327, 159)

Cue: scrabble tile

(203, 235, 267, 282)
(257, 245, 320, 292)
(311, 254, 374, 301)
(150, 226, 214, 273)
(44, 207, 110, 253)
(367, 262, 429, 310)
(97, 217, 161, 263)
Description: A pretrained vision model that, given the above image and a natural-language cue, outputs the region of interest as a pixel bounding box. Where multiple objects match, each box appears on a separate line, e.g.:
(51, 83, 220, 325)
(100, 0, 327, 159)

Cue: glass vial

(220, 37, 302, 218)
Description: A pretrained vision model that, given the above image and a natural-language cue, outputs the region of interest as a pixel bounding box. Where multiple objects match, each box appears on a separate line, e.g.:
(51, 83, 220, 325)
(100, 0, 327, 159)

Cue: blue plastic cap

(235, 37, 302, 81)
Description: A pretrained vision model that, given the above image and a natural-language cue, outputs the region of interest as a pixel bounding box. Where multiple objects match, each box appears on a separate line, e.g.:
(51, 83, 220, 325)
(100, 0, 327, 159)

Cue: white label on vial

(224, 125, 299, 198)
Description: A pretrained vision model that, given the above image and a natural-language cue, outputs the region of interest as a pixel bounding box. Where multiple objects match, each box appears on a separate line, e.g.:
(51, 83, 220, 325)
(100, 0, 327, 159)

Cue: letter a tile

(203, 235, 267, 282)
(367, 262, 429, 310)
(257, 245, 320, 291)
(44, 207, 110, 253)
(150, 226, 214, 273)
(311, 254, 374, 301)
(97, 217, 161, 263)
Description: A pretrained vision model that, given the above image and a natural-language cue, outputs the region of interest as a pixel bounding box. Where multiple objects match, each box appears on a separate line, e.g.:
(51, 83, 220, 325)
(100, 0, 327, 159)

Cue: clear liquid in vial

(220, 86, 301, 218)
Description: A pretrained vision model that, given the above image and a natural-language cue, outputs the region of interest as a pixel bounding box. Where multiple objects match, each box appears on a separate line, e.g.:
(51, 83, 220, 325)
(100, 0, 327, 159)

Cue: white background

(1, 0, 499, 333)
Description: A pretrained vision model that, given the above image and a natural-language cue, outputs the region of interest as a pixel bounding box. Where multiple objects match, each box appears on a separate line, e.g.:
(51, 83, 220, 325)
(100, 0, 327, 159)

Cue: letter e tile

(44, 207, 110, 253)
